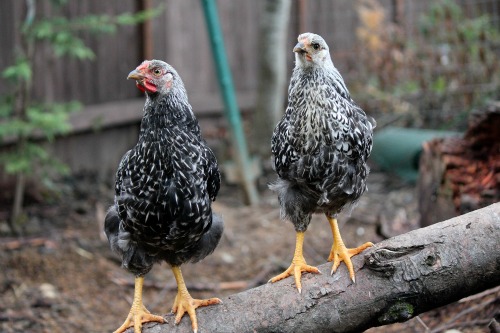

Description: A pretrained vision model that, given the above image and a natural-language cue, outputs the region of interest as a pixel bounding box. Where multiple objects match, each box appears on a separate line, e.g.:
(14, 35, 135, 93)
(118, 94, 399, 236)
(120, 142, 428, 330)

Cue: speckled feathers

(105, 60, 223, 275)
(271, 33, 375, 232)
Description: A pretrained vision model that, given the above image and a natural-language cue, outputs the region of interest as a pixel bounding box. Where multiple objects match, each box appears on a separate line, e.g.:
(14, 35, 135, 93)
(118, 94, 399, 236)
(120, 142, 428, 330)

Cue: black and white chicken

(269, 33, 376, 293)
(105, 60, 223, 333)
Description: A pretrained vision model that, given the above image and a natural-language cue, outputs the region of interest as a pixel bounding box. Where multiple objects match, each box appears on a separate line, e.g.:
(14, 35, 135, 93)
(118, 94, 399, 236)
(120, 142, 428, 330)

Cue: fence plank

(1, 0, 495, 108)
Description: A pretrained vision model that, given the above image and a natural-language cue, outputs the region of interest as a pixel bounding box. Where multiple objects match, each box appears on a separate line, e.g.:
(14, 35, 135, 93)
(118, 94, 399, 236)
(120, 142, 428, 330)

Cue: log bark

(132, 203, 500, 333)
(418, 137, 463, 226)
(418, 101, 500, 227)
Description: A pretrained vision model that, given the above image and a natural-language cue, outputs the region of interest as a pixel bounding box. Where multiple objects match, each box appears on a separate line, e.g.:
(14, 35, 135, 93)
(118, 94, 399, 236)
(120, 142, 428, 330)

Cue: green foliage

(355, 0, 500, 130)
(0, 142, 69, 176)
(2, 57, 32, 83)
(0, 98, 79, 180)
(24, 7, 162, 60)
(414, 0, 499, 128)
(29, 102, 79, 140)
(116, 8, 163, 26)
(0, 0, 162, 222)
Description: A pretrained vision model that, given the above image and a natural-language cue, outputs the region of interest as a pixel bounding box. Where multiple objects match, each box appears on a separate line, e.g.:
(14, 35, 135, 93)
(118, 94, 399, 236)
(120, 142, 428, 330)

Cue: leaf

(0, 118, 34, 139)
(1, 143, 43, 175)
(0, 140, 70, 176)
(30, 20, 56, 39)
(431, 76, 447, 94)
(2, 57, 32, 82)
(25, 102, 81, 141)
(0, 99, 14, 118)
(51, 36, 96, 60)
(116, 6, 164, 25)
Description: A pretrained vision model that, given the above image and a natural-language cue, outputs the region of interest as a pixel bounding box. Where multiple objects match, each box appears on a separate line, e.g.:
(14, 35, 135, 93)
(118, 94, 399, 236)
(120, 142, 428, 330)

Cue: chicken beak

(127, 69, 145, 81)
(293, 42, 307, 54)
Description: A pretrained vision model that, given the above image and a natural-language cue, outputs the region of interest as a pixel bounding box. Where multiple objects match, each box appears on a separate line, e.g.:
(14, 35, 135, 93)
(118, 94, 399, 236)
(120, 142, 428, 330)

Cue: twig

(432, 319, 494, 333)
(489, 319, 500, 333)
(0, 237, 57, 250)
(430, 297, 497, 333)
(415, 316, 430, 333)
(0, 311, 38, 323)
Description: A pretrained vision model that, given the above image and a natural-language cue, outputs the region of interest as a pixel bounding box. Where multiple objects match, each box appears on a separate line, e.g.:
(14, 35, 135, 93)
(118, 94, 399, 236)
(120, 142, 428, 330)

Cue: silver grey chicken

(269, 33, 376, 293)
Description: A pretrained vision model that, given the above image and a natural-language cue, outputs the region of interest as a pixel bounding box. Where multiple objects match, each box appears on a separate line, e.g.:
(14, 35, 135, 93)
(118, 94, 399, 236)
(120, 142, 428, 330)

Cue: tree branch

(132, 203, 500, 333)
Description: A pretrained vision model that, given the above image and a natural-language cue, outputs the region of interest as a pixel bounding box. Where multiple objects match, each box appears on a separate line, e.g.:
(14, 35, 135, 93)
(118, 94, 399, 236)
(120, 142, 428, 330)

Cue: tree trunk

(251, 0, 291, 157)
(133, 203, 500, 333)
(418, 137, 462, 227)
(418, 101, 500, 227)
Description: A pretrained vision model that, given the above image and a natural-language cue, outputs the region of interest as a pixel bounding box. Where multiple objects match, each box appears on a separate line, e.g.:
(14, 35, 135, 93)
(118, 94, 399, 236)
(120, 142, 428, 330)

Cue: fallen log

(131, 203, 500, 333)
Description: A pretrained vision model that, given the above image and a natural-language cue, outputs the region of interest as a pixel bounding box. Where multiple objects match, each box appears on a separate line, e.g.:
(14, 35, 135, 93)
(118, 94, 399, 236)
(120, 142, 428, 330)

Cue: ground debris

(0, 170, 494, 332)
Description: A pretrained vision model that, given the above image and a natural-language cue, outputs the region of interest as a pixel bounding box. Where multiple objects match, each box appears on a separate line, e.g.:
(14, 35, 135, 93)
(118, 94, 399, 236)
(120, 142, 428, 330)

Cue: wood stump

(418, 101, 500, 227)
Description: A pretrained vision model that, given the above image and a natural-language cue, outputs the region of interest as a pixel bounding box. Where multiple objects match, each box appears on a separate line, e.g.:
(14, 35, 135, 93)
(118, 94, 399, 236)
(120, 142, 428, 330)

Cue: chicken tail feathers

(189, 212, 224, 263)
(104, 205, 121, 251)
(104, 205, 155, 276)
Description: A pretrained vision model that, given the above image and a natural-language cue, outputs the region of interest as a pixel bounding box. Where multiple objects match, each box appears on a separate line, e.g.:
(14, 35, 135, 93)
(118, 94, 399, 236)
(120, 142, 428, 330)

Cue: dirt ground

(0, 166, 498, 333)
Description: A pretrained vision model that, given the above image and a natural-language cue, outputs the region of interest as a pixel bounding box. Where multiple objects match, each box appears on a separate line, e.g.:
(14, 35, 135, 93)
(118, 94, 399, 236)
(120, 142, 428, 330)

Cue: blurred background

(0, 0, 499, 332)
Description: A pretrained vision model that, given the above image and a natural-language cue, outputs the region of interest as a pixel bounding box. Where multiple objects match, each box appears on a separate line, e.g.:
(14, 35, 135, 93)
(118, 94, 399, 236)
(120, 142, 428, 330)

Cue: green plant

(414, 0, 500, 128)
(355, 0, 500, 129)
(0, 0, 161, 233)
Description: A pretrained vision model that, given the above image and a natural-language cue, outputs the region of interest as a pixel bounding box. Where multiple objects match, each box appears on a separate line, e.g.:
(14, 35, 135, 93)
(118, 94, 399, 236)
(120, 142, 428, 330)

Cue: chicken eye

(152, 68, 162, 76)
(312, 43, 321, 50)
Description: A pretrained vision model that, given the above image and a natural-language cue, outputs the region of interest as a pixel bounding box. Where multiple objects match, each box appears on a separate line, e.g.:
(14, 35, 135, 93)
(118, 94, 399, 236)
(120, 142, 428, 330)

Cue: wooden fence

(0, 0, 498, 177)
(0, 0, 435, 106)
(2, 0, 497, 106)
